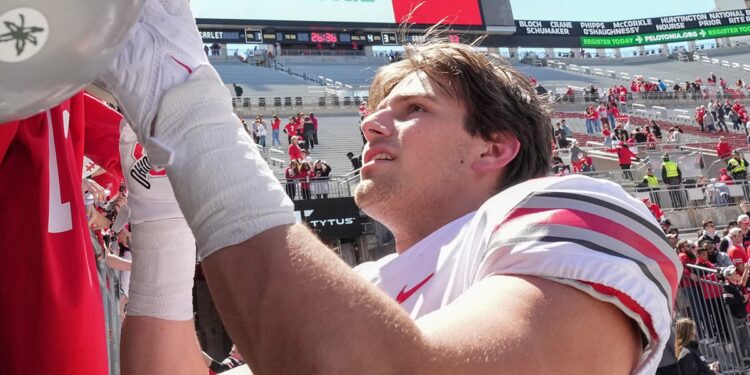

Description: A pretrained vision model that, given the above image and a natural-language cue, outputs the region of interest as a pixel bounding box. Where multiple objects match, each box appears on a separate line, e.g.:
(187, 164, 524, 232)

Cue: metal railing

(279, 176, 357, 200)
(624, 179, 750, 210)
(678, 264, 749, 374)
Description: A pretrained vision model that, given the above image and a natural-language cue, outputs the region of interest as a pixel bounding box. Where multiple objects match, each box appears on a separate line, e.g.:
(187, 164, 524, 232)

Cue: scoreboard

(206, 28, 401, 46)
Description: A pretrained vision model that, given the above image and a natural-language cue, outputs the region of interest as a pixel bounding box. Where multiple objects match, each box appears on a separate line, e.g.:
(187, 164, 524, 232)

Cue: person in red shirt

(695, 106, 706, 132)
(720, 168, 734, 185)
(271, 115, 282, 147)
(717, 136, 732, 159)
(642, 197, 664, 221)
(288, 136, 302, 161)
(727, 227, 748, 275)
(309, 113, 319, 145)
(284, 117, 296, 145)
(0, 92, 124, 374)
(606, 143, 640, 180)
(298, 162, 312, 200)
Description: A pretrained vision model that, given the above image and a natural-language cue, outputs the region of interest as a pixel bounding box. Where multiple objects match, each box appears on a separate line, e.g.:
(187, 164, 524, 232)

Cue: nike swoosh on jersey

(396, 273, 434, 304)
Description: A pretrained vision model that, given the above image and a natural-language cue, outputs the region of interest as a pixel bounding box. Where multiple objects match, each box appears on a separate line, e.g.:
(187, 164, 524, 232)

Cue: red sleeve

(82, 93, 124, 180)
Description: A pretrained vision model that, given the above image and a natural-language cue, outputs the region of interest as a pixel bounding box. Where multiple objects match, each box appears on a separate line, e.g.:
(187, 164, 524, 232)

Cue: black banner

(294, 198, 362, 240)
(515, 9, 750, 37)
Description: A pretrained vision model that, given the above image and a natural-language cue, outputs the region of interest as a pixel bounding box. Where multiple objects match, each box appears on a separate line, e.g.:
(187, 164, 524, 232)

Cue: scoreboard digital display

(229, 28, 400, 46)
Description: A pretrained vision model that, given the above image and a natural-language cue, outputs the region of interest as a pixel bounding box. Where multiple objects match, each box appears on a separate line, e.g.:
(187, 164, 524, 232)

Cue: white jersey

(119, 123, 183, 224)
(355, 175, 680, 375)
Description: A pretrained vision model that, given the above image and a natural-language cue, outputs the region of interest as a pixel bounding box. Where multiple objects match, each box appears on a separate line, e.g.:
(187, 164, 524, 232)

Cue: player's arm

(202, 224, 640, 375)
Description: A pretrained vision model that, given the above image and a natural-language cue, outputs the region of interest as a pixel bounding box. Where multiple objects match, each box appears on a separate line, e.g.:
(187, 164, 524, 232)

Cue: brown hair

(674, 318, 696, 358)
(368, 32, 552, 191)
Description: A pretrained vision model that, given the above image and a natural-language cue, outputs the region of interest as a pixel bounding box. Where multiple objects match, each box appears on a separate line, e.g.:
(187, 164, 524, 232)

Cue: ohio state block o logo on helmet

(0, 7, 48, 63)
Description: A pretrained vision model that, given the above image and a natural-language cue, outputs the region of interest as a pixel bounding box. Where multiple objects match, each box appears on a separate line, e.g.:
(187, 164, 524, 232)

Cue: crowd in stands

(662, 209, 750, 374)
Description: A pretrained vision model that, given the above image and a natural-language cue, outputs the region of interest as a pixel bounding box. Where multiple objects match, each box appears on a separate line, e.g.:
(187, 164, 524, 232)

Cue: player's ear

(472, 132, 519, 173)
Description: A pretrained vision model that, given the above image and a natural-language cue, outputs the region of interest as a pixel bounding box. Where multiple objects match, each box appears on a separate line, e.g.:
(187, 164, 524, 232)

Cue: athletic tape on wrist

(127, 218, 196, 320)
(144, 65, 296, 260)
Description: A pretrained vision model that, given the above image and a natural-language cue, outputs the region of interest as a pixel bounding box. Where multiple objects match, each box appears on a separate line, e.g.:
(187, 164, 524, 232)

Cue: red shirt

(678, 252, 696, 288)
(717, 141, 732, 159)
(284, 122, 295, 135)
(272, 118, 281, 131)
(288, 143, 301, 161)
(0, 92, 115, 374)
(728, 244, 748, 266)
(311, 116, 318, 130)
(607, 146, 637, 165)
(720, 174, 733, 184)
(647, 203, 663, 220)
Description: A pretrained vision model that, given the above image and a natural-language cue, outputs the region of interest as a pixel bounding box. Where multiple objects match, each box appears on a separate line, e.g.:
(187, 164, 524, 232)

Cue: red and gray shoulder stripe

(479, 188, 680, 360)
(488, 190, 679, 301)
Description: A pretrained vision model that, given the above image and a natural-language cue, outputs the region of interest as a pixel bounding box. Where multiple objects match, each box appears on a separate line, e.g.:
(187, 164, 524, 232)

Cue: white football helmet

(0, 0, 144, 122)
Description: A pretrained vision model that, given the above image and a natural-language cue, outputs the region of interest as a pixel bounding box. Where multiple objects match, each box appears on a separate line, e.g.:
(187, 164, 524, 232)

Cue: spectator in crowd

(256, 119, 267, 148)
(285, 160, 301, 199)
(346, 152, 361, 174)
(614, 122, 629, 142)
(697, 220, 722, 250)
(633, 127, 647, 143)
(719, 221, 739, 253)
(726, 227, 747, 275)
(309, 113, 319, 145)
(669, 126, 684, 145)
(703, 109, 716, 133)
(719, 168, 733, 184)
(702, 240, 732, 269)
(695, 106, 706, 132)
(722, 265, 750, 358)
(714, 101, 729, 132)
(602, 124, 612, 147)
(204, 344, 246, 374)
(651, 121, 663, 140)
(569, 141, 583, 173)
(584, 105, 597, 134)
(706, 178, 732, 206)
(579, 152, 594, 172)
(271, 115, 282, 147)
(675, 318, 721, 374)
(299, 149, 313, 166)
(210, 42, 220, 56)
(299, 162, 312, 200)
(739, 213, 750, 249)
(358, 101, 369, 117)
(554, 122, 569, 149)
(560, 119, 572, 139)
(717, 137, 732, 160)
(284, 116, 297, 145)
(311, 160, 332, 199)
(727, 150, 749, 181)
(302, 116, 315, 150)
(642, 197, 664, 221)
(607, 102, 618, 128)
(550, 150, 569, 175)
(597, 102, 609, 127)
(606, 142, 640, 180)
(667, 233, 679, 249)
(252, 116, 263, 144)
(661, 218, 674, 234)
(288, 136, 302, 161)
(232, 83, 243, 98)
